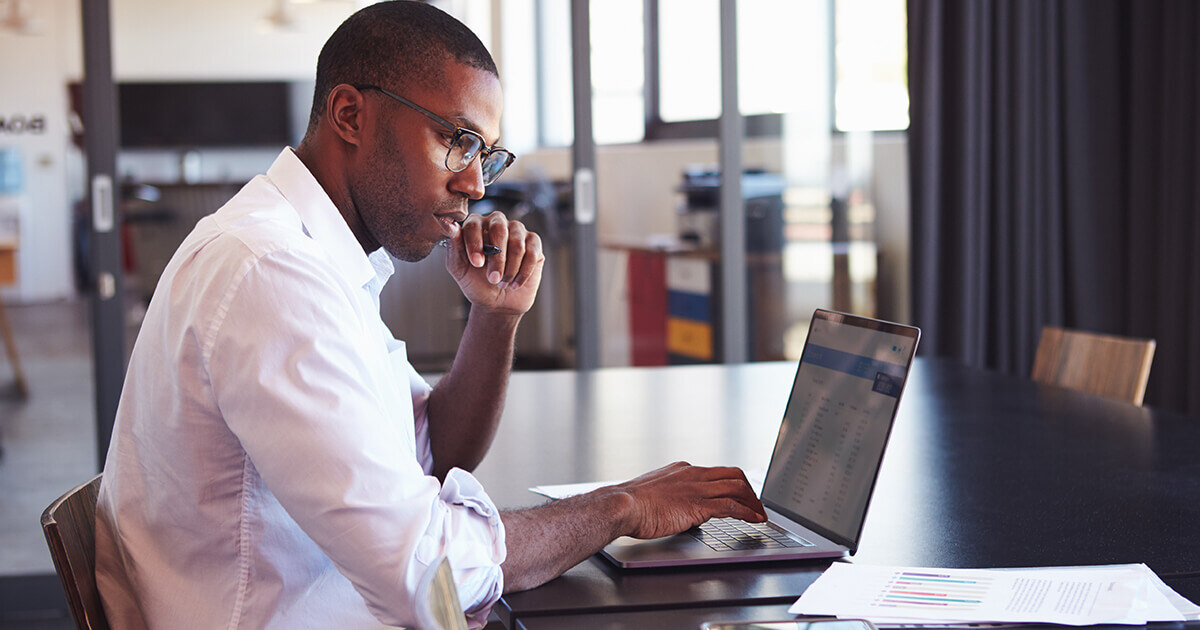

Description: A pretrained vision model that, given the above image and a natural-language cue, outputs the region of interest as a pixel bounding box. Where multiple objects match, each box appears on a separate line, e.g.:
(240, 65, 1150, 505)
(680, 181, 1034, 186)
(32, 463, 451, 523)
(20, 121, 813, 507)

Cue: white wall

(0, 0, 359, 303)
(64, 0, 358, 82)
(0, 0, 78, 302)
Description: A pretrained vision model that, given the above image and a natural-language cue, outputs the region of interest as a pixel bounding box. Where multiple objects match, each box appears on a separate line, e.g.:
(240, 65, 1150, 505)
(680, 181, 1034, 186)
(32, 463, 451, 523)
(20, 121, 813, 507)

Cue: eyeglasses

(355, 84, 516, 186)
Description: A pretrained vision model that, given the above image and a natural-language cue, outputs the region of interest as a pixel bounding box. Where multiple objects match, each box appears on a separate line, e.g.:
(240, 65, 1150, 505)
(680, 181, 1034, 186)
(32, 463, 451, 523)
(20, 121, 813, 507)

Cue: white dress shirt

(95, 149, 505, 629)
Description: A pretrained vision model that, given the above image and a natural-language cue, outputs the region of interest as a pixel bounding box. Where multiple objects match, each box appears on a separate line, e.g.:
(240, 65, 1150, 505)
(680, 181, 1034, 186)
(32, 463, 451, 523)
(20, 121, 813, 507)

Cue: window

(498, 0, 644, 148)
(657, 0, 719, 122)
(499, 0, 907, 146)
(649, 0, 907, 137)
(834, 0, 908, 131)
(590, 0, 645, 144)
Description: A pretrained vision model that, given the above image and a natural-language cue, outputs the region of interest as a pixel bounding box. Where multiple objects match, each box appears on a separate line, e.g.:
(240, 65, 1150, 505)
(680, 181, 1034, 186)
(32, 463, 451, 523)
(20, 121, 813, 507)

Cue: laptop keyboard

(689, 518, 815, 551)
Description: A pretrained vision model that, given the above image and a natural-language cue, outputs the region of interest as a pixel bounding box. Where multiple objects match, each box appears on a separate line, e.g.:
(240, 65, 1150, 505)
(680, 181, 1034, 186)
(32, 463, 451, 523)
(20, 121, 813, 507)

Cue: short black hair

(305, 0, 498, 134)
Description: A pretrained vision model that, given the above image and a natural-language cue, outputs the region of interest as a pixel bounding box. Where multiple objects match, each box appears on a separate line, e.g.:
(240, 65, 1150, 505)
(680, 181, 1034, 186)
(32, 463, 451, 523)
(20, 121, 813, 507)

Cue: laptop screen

(761, 310, 919, 548)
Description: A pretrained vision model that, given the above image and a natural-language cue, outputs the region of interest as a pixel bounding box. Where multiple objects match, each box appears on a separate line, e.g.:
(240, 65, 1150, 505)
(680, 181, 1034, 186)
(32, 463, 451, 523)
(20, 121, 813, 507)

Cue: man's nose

(448, 157, 485, 200)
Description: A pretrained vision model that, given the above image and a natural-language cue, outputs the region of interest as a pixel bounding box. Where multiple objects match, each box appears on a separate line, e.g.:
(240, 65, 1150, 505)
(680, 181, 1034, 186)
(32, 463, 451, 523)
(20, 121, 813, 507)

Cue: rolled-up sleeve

(420, 469, 506, 625)
(205, 247, 505, 627)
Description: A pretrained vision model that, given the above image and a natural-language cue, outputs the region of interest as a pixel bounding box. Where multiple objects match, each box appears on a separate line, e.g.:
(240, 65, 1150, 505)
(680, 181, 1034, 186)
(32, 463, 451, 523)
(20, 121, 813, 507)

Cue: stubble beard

(352, 146, 439, 263)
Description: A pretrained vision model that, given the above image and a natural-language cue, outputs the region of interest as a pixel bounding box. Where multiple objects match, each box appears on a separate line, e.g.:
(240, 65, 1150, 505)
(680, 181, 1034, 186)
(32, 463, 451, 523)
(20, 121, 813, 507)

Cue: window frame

(642, 0, 789, 141)
(639, 0, 907, 143)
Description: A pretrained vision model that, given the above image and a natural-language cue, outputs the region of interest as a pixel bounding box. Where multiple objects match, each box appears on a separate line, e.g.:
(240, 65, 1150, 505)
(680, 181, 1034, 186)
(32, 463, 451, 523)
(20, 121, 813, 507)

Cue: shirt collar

(266, 147, 380, 291)
(364, 249, 395, 310)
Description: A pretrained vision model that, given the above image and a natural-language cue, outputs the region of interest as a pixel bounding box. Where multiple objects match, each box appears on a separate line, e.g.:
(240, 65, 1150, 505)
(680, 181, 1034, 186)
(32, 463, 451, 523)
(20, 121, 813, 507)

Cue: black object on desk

(473, 359, 1200, 630)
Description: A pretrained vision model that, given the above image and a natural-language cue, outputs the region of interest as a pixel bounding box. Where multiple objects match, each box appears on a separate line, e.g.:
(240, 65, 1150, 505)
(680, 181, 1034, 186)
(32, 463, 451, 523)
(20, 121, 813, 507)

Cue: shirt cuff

(416, 468, 507, 617)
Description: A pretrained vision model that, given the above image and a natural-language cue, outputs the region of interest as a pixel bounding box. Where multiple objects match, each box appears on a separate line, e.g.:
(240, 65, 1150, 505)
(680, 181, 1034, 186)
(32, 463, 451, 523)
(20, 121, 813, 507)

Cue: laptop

(600, 309, 920, 568)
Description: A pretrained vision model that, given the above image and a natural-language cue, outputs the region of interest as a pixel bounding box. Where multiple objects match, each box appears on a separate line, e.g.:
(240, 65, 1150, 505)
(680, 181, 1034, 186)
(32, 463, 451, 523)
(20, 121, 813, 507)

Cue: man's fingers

(613, 463, 769, 538)
(510, 233, 544, 289)
(445, 214, 544, 316)
(693, 465, 751, 483)
(460, 215, 486, 268)
(626, 465, 762, 506)
(502, 222, 528, 283)
(622, 461, 692, 487)
(696, 477, 765, 520)
(703, 478, 759, 499)
(485, 215, 509, 284)
(706, 497, 768, 523)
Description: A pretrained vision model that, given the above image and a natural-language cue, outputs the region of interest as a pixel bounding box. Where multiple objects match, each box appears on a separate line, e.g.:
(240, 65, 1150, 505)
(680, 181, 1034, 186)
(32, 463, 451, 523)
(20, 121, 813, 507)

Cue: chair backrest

(41, 474, 111, 630)
(1031, 326, 1156, 406)
(414, 556, 469, 630)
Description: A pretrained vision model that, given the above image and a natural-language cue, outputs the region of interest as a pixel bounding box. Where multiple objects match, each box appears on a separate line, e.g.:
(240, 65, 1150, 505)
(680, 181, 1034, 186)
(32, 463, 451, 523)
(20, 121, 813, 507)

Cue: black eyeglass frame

(354, 84, 516, 185)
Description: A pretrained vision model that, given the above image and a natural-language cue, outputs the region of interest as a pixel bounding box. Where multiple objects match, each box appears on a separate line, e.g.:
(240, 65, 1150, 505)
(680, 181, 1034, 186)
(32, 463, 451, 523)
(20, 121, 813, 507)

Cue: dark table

(472, 359, 1200, 629)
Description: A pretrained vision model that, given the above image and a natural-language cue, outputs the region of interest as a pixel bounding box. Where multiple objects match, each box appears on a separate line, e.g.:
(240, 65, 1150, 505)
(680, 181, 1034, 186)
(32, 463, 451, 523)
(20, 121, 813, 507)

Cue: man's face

(349, 60, 503, 262)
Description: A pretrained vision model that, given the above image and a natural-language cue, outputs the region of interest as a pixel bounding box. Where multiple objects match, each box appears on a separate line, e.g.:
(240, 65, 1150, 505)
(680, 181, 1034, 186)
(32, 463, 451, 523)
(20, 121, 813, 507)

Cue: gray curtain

(908, 0, 1200, 415)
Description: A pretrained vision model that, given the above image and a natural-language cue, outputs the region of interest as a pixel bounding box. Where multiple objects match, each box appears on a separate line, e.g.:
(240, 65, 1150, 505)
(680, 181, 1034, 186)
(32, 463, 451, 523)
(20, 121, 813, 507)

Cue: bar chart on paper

(874, 570, 992, 613)
(791, 563, 1195, 625)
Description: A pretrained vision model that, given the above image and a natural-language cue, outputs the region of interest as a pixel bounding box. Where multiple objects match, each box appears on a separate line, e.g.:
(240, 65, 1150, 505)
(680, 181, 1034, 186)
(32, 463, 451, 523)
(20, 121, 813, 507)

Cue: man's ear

(326, 84, 367, 147)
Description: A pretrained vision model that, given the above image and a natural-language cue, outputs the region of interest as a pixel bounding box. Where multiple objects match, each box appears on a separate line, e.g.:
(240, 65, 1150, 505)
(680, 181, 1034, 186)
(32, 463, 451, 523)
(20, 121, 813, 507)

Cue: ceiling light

(1, 0, 41, 35)
(261, 0, 299, 31)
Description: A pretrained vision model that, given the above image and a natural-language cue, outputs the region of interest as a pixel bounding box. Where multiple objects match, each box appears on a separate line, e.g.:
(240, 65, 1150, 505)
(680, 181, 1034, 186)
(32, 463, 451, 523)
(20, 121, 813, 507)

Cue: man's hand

(608, 461, 767, 539)
(444, 212, 544, 316)
(500, 462, 766, 592)
(426, 212, 542, 479)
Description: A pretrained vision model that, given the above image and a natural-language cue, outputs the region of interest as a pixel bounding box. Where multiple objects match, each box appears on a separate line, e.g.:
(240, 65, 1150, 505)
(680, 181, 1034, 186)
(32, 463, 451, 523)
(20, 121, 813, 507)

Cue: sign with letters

(0, 115, 47, 134)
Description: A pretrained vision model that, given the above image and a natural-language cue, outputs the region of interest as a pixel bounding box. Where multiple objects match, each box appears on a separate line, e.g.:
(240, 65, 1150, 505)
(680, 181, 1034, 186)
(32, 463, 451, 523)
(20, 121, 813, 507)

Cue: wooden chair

(41, 474, 111, 630)
(1031, 326, 1156, 406)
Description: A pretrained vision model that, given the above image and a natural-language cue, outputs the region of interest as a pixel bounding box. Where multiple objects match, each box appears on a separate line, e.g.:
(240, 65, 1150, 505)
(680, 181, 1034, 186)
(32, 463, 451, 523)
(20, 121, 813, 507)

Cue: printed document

(790, 563, 1196, 626)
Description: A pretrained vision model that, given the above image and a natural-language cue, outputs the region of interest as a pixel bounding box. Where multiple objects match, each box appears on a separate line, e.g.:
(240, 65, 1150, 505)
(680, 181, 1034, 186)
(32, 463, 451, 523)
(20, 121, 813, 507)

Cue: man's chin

(385, 240, 438, 263)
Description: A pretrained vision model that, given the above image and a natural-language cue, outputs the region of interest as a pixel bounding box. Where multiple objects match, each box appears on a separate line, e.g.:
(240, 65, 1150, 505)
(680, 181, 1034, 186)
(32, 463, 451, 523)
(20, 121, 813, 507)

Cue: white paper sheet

(789, 563, 1192, 626)
(529, 480, 624, 499)
(1142, 567, 1200, 621)
(529, 468, 767, 500)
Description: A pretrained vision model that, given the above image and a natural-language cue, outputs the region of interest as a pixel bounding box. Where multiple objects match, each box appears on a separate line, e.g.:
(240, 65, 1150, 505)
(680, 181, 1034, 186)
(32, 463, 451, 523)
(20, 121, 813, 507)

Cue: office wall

(8, 1, 909, 357)
(100, 0, 356, 182)
(511, 138, 912, 243)
(107, 0, 357, 81)
(0, 1, 359, 303)
(511, 135, 910, 365)
(0, 0, 78, 302)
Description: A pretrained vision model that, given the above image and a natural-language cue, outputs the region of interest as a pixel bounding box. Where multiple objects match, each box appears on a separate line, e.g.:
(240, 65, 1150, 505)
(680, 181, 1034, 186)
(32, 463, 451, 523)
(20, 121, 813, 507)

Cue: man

(95, 2, 765, 628)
